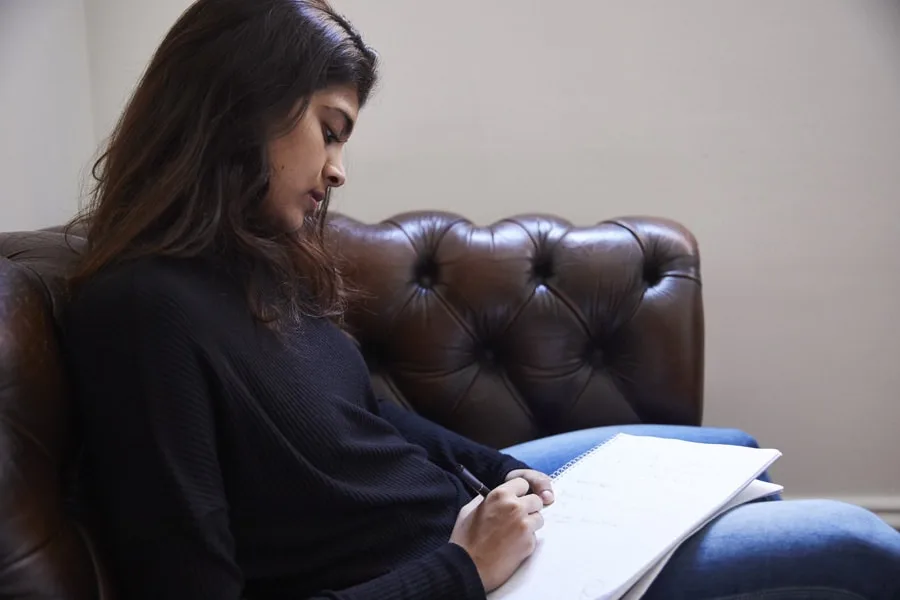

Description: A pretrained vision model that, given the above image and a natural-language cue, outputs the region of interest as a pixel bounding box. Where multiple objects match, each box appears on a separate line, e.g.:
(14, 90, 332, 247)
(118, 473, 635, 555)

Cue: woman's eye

(323, 126, 339, 144)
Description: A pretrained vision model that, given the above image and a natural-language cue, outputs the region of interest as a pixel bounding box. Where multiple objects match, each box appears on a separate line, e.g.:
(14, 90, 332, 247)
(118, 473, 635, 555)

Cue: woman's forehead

(311, 85, 360, 118)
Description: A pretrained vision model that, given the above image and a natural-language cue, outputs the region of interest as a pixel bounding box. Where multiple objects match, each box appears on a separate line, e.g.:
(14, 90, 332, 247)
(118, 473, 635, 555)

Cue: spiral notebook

(488, 433, 783, 600)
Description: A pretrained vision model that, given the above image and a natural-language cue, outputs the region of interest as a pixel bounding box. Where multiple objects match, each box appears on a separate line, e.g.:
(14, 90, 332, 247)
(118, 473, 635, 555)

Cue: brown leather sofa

(0, 211, 704, 598)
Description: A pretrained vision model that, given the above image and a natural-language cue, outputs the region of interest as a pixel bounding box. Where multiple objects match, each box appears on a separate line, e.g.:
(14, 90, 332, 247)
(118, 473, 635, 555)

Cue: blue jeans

(503, 425, 900, 600)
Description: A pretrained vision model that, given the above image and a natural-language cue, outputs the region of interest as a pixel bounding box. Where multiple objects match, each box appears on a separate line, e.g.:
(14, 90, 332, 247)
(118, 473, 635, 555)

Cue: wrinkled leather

(0, 243, 110, 600)
(0, 211, 703, 598)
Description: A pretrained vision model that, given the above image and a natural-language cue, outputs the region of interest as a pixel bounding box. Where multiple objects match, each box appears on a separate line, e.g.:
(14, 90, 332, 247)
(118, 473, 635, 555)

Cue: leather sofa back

(330, 212, 704, 449)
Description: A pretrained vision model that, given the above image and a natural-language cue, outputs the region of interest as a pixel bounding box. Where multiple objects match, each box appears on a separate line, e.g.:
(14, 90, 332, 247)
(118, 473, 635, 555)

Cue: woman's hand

(449, 478, 545, 592)
(505, 469, 555, 505)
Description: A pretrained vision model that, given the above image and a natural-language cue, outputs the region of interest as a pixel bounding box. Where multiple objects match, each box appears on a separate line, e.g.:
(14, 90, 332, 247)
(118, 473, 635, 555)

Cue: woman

(62, 0, 900, 598)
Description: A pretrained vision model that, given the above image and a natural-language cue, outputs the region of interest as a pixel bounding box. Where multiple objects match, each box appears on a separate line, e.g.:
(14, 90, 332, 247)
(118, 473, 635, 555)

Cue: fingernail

(542, 491, 554, 502)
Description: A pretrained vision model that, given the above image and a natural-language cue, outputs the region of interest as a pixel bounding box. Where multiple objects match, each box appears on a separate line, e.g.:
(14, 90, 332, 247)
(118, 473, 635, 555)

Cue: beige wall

(83, 0, 192, 144)
(0, 0, 95, 230)
(27, 0, 900, 512)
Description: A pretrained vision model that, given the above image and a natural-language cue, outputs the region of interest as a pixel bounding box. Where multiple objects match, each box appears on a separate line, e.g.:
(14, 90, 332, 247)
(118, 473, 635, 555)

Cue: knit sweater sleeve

(64, 266, 486, 600)
(375, 397, 531, 489)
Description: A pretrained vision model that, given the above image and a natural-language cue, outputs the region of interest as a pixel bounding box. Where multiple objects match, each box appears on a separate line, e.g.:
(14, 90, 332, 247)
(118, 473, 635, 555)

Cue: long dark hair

(67, 0, 377, 325)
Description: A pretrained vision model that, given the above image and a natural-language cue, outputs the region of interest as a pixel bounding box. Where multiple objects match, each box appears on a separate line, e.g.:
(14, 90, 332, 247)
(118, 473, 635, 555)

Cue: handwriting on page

(550, 451, 712, 527)
(487, 434, 781, 600)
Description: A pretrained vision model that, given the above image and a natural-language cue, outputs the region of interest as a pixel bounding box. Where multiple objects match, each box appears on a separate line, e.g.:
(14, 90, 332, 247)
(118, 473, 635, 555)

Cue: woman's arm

(375, 396, 530, 488)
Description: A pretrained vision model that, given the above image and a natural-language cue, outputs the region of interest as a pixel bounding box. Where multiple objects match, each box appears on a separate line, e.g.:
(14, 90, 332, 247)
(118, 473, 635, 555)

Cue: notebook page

(619, 479, 783, 600)
(488, 434, 781, 600)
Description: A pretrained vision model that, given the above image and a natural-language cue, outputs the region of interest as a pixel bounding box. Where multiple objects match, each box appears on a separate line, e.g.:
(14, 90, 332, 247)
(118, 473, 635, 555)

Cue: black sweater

(62, 256, 530, 600)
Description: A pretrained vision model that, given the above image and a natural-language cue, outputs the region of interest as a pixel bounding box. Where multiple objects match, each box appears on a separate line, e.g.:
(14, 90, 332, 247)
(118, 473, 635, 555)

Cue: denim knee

(802, 500, 900, 586)
(713, 428, 759, 449)
(668, 500, 900, 599)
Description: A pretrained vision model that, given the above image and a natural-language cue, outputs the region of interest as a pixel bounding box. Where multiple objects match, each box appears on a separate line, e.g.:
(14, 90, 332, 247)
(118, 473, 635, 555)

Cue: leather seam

(606, 219, 701, 285)
(557, 364, 595, 427)
(447, 363, 482, 418)
(500, 218, 600, 338)
(386, 218, 479, 342)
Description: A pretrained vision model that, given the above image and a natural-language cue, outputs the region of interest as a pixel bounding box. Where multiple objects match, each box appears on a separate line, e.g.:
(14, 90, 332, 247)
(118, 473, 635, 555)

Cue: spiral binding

(549, 433, 623, 480)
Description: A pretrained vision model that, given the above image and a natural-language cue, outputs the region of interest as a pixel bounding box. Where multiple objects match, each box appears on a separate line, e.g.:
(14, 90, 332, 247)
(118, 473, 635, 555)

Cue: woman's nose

(324, 160, 346, 188)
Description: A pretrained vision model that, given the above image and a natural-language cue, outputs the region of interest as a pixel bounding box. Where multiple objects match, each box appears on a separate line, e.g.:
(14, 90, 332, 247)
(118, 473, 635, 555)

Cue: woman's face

(265, 84, 360, 232)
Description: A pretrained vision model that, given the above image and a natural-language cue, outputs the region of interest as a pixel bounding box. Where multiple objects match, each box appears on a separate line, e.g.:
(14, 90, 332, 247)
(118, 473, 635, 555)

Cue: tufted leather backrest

(0, 211, 702, 598)
(330, 212, 704, 449)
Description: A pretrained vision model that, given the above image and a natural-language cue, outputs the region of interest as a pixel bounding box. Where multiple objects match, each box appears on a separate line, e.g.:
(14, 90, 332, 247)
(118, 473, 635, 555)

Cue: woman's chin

(272, 212, 308, 234)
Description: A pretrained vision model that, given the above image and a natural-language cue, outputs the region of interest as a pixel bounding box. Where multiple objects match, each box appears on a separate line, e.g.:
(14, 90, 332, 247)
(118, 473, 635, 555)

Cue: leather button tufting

(643, 263, 662, 286)
(414, 258, 439, 288)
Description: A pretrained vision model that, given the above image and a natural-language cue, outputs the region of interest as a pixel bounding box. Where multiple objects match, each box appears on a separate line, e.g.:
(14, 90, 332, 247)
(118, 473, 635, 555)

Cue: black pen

(455, 464, 492, 497)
